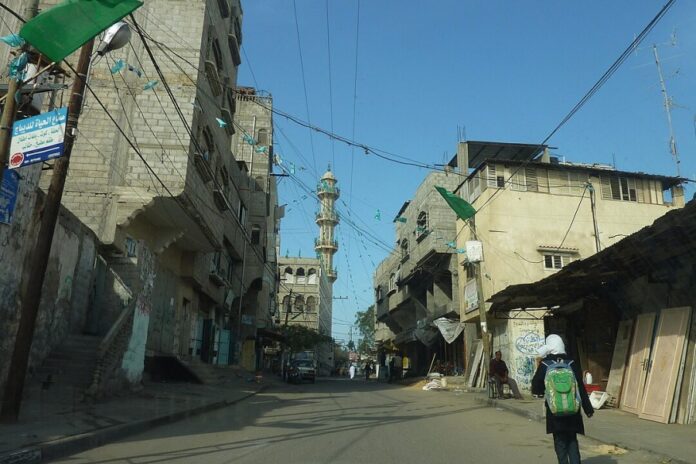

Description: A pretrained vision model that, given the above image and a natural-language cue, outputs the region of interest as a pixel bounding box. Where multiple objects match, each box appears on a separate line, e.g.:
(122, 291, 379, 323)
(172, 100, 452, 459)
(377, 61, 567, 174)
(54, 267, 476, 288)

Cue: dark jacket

(531, 354, 594, 435)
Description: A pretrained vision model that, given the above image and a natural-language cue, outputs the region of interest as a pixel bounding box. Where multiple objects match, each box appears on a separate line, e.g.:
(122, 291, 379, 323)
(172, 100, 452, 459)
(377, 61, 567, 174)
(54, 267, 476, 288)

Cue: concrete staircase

(31, 334, 101, 393)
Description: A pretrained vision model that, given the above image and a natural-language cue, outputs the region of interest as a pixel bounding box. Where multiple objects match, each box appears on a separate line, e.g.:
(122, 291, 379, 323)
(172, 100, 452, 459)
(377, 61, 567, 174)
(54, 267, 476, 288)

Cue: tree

(355, 305, 375, 355)
(281, 325, 333, 353)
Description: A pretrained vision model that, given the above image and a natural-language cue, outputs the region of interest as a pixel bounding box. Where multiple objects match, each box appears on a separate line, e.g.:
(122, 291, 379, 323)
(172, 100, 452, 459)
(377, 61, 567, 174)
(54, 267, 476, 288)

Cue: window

(211, 39, 223, 69)
(238, 202, 247, 226)
(294, 295, 305, 312)
(376, 285, 383, 301)
(389, 273, 396, 292)
(125, 237, 137, 257)
(543, 254, 570, 270)
(296, 267, 306, 284)
(202, 126, 215, 159)
(525, 167, 538, 192)
(282, 295, 290, 312)
(306, 296, 316, 313)
(467, 172, 482, 203)
(283, 267, 293, 283)
(307, 268, 317, 284)
(510, 168, 526, 191)
(251, 224, 261, 245)
(601, 175, 639, 202)
(400, 239, 409, 261)
(257, 128, 269, 146)
(487, 164, 503, 188)
(416, 211, 428, 236)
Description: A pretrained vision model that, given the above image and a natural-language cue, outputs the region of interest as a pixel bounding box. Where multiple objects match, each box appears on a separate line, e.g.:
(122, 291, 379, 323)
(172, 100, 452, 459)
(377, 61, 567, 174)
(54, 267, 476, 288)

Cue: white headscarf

(537, 334, 566, 357)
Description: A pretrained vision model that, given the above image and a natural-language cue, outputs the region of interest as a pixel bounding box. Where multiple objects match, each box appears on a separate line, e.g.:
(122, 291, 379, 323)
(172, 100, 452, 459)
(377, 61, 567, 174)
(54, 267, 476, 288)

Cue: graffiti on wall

(513, 329, 544, 389)
(121, 244, 156, 384)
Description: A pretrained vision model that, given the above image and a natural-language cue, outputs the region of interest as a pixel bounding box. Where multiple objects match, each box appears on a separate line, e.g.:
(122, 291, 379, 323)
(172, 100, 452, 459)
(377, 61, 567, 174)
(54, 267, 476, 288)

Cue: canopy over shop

(489, 200, 696, 424)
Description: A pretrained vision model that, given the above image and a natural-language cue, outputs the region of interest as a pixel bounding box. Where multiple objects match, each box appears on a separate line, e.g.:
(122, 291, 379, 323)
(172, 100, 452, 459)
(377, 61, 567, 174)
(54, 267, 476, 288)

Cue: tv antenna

(651, 29, 681, 177)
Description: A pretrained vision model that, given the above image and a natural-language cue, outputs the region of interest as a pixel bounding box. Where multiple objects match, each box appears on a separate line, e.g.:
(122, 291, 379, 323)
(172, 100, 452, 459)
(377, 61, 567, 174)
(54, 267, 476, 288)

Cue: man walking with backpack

(532, 334, 594, 464)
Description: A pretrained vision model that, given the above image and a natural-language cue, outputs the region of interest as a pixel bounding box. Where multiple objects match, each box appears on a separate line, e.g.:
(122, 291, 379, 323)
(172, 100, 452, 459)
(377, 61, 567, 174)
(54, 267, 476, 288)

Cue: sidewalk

(474, 392, 696, 464)
(0, 369, 281, 464)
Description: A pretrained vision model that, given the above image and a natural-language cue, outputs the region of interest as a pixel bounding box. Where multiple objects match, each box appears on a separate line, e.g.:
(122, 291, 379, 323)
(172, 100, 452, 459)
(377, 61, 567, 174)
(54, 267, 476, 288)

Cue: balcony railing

(315, 210, 339, 223)
(326, 268, 338, 280)
(314, 238, 338, 250)
(317, 184, 340, 196)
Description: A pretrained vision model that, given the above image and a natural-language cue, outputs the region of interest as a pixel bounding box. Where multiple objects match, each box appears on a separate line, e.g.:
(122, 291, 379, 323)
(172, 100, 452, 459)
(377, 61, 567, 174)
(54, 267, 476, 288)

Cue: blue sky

(238, 1, 696, 344)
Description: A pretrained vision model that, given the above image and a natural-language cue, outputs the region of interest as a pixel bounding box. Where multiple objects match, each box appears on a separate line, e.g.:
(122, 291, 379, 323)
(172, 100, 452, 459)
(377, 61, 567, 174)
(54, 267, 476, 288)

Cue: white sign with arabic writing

(9, 108, 68, 169)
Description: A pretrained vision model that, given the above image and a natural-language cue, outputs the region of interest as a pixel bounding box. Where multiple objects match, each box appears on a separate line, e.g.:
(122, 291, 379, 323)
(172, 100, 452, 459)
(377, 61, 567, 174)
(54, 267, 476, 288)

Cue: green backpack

(543, 359, 581, 416)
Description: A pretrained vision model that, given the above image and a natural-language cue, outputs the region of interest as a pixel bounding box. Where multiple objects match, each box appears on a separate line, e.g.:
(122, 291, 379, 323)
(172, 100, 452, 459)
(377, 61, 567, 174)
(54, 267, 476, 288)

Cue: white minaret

(315, 166, 339, 283)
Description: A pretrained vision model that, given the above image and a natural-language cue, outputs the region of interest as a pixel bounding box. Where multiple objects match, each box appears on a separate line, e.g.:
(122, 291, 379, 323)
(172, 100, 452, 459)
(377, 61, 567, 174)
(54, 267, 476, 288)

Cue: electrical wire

(292, 0, 318, 174)
(471, 0, 677, 216)
(325, 0, 336, 169)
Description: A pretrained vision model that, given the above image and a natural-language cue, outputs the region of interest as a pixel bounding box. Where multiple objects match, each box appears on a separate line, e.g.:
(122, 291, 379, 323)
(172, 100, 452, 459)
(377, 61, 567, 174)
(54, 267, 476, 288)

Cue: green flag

(20, 0, 143, 63)
(434, 186, 476, 220)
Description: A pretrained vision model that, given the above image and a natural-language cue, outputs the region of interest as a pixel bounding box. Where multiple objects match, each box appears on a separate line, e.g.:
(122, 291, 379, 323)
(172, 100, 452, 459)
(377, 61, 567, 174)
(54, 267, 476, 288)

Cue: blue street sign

(9, 107, 68, 169)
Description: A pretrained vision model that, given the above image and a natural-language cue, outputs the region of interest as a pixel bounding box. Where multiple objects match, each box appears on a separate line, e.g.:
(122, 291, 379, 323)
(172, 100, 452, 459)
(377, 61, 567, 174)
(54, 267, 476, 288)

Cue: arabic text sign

(9, 108, 68, 169)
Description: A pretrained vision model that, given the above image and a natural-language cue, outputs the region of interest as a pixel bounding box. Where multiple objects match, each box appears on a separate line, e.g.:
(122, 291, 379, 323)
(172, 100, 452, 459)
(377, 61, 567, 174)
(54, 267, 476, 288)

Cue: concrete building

(450, 140, 685, 390)
(277, 257, 333, 374)
(231, 86, 282, 371)
(373, 171, 462, 375)
(33, 0, 266, 377)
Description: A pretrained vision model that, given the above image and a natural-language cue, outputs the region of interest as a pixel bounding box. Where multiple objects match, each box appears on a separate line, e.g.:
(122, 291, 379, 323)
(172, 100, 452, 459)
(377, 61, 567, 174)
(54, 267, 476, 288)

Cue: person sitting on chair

(489, 350, 523, 399)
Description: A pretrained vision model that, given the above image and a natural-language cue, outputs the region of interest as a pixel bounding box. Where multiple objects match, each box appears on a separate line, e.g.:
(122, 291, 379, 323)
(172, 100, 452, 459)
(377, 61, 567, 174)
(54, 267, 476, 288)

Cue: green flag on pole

(19, 0, 143, 63)
(434, 186, 476, 220)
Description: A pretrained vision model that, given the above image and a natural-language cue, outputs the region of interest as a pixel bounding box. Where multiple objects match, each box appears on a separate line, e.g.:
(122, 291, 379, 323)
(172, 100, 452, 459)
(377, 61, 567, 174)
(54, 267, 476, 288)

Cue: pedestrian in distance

(349, 363, 356, 380)
(489, 350, 523, 399)
(364, 361, 372, 381)
(531, 334, 594, 464)
(388, 356, 395, 383)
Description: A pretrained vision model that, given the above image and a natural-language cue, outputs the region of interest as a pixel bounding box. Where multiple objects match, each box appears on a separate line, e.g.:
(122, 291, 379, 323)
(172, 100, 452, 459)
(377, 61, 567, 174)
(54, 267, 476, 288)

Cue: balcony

(326, 268, 338, 280)
(314, 238, 338, 251)
(317, 184, 340, 196)
(204, 60, 223, 97)
(315, 210, 339, 224)
(193, 151, 213, 183)
(227, 33, 241, 66)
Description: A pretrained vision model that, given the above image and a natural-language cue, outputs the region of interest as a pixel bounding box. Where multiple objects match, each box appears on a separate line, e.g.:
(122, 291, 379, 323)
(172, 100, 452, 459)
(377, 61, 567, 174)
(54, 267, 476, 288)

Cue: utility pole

(652, 44, 681, 177)
(1, 39, 95, 423)
(0, 0, 41, 181)
(588, 182, 602, 253)
(469, 219, 490, 370)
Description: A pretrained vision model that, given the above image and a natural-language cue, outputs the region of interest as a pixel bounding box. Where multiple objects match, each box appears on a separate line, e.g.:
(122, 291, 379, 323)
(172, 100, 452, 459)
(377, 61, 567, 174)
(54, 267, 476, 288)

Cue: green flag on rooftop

(434, 186, 476, 220)
(19, 0, 143, 63)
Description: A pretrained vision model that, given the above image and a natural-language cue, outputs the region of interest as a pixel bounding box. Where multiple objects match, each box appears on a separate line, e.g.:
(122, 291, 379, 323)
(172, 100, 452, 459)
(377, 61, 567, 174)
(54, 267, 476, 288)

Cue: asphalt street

(53, 378, 662, 464)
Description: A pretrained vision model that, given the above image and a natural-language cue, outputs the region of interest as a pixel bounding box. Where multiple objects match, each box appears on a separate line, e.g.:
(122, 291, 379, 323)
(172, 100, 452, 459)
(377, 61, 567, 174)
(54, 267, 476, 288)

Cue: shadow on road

(80, 380, 484, 464)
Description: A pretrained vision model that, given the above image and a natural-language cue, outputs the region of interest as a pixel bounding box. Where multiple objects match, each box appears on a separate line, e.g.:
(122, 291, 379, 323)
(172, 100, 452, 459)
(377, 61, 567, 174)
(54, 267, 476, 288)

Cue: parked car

(287, 360, 316, 384)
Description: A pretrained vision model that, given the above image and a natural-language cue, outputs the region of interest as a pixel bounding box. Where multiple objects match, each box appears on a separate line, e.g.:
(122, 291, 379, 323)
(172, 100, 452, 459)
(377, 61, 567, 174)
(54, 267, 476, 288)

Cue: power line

(471, 0, 678, 216)
(292, 0, 318, 174)
(325, 0, 335, 169)
(241, 45, 259, 89)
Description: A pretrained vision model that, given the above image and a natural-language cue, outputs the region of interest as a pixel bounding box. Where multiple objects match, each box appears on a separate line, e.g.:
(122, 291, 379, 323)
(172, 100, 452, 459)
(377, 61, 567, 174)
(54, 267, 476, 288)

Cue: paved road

(54, 378, 660, 463)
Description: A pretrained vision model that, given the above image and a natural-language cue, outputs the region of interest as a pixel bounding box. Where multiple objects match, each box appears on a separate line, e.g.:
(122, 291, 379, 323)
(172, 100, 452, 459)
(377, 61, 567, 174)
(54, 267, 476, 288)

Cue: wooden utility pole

(588, 182, 602, 253)
(1, 39, 95, 422)
(0, 0, 41, 180)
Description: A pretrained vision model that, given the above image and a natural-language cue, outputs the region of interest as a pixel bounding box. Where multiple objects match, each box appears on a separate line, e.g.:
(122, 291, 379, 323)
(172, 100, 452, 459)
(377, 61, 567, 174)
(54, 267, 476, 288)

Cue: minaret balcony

(315, 211, 339, 224)
(317, 184, 340, 196)
(314, 238, 339, 250)
(326, 268, 338, 280)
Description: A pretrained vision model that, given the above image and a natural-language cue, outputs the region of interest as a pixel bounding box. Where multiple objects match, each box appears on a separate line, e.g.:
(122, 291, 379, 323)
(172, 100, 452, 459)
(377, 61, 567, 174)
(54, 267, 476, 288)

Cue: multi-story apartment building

(374, 172, 462, 374)
(36, 0, 259, 370)
(231, 87, 282, 370)
(451, 140, 685, 390)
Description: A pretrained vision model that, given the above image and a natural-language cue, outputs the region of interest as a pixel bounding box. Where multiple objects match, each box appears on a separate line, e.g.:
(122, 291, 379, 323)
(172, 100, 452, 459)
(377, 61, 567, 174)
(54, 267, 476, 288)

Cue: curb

(0, 385, 269, 464)
(474, 395, 690, 464)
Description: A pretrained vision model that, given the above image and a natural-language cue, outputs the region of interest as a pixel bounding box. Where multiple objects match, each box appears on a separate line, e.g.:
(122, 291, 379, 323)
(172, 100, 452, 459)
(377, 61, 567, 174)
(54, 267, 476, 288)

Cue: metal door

(620, 313, 656, 414)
